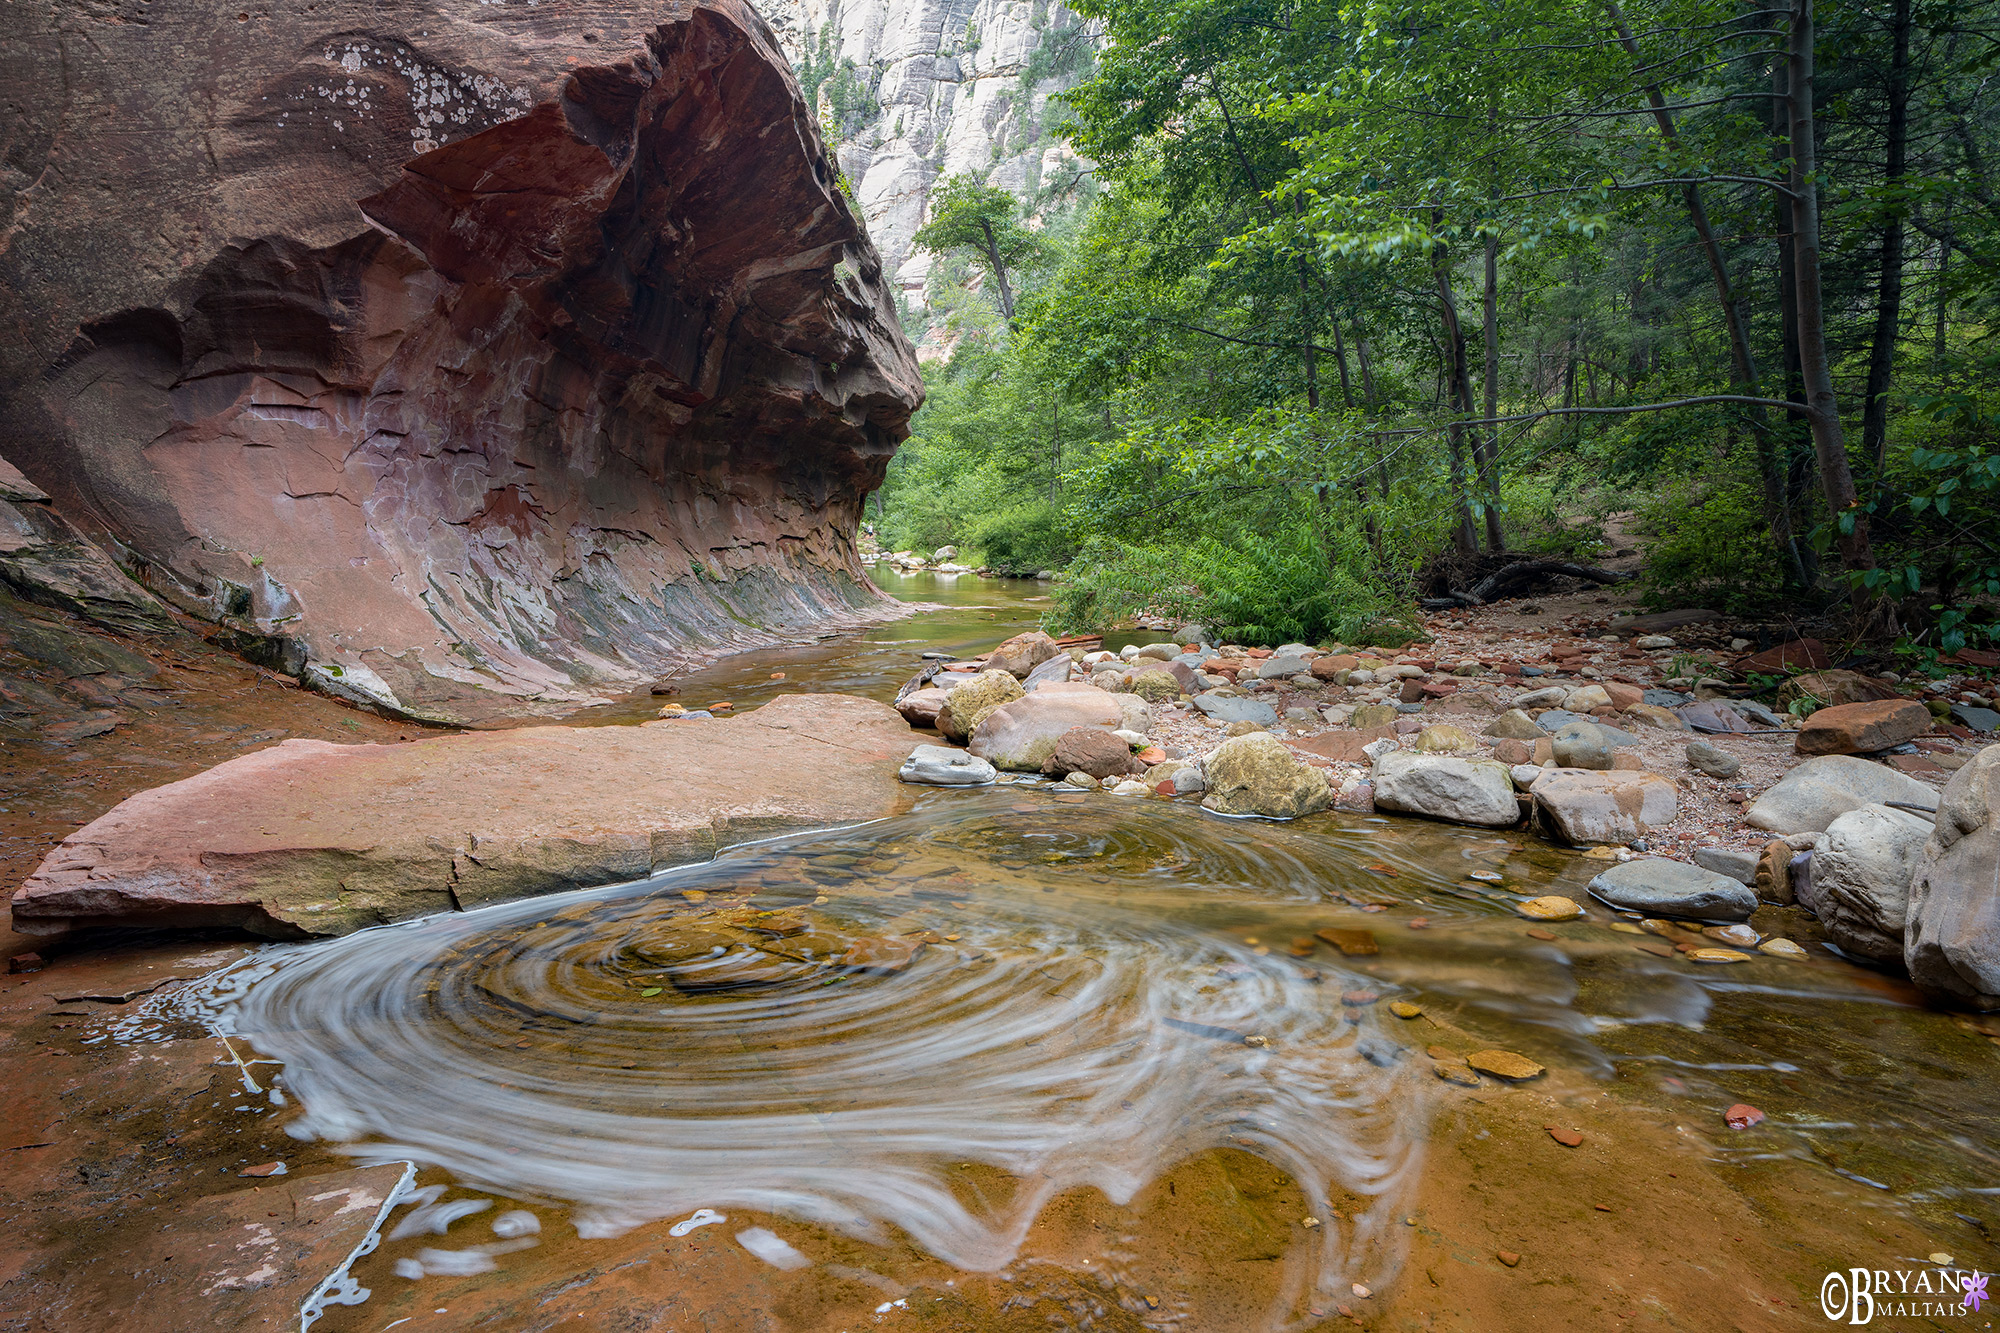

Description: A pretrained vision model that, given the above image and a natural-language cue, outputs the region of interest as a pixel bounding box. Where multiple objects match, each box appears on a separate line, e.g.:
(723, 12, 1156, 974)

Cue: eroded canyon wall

(0, 0, 922, 721)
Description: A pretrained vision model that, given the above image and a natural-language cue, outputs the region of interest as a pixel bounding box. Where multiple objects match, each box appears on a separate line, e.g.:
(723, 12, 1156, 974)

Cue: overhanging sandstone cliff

(0, 0, 922, 722)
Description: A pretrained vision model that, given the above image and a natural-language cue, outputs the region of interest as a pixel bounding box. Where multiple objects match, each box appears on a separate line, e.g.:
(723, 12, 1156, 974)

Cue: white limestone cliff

(752, 0, 1095, 313)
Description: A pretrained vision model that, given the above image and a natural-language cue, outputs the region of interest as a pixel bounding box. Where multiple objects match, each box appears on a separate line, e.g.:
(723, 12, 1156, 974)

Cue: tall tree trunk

(1774, 58, 1820, 589)
(1354, 325, 1379, 409)
(1480, 233, 1506, 550)
(1862, 0, 1912, 474)
(1788, 0, 1881, 616)
(1607, 0, 1804, 586)
(977, 219, 1016, 321)
(1433, 252, 1481, 554)
(1330, 318, 1356, 409)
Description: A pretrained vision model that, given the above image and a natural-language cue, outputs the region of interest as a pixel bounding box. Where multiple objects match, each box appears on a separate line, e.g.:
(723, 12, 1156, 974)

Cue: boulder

(1174, 623, 1211, 645)
(936, 670, 1026, 743)
(1587, 859, 1758, 921)
(1799, 804, 1932, 965)
(1552, 721, 1615, 770)
(1754, 839, 1797, 904)
(10, 694, 916, 937)
(1311, 654, 1360, 680)
(1531, 770, 1678, 845)
(1564, 685, 1613, 712)
(1625, 703, 1687, 731)
(1742, 638, 1833, 673)
(1905, 745, 2000, 1008)
(969, 691, 1128, 772)
(1744, 755, 1938, 834)
(1350, 703, 1398, 729)
(1193, 695, 1281, 727)
(1200, 733, 1332, 819)
(899, 745, 997, 786)
(1484, 709, 1542, 741)
(896, 686, 949, 727)
(1685, 740, 1741, 778)
(1413, 724, 1478, 754)
(1675, 699, 1758, 733)
(1370, 752, 1520, 827)
(1795, 699, 1933, 756)
(987, 631, 1061, 678)
(1255, 654, 1314, 680)
(1513, 686, 1568, 710)
(1042, 726, 1145, 781)
(1601, 681, 1644, 711)
(1023, 654, 1076, 690)
(1129, 669, 1182, 704)
(1291, 726, 1397, 765)
(1132, 642, 1182, 662)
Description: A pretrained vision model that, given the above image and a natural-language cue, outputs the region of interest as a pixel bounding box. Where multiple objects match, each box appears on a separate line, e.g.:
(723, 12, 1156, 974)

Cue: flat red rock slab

(12, 694, 916, 939)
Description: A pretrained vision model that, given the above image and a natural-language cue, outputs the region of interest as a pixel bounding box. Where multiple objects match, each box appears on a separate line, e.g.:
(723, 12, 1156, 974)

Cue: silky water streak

(223, 796, 1441, 1322)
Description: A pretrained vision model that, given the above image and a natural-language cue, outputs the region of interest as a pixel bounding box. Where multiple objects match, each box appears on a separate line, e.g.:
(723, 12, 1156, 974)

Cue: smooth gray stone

(1255, 654, 1313, 680)
(1952, 704, 1999, 733)
(1587, 858, 1758, 921)
(1193, 694, 1281, 726)
(1692, 846, 1759, 884)
(898, 744, 997, 786)
(1645, 689, 1694, 707)
(1728, 698, 1788, 728)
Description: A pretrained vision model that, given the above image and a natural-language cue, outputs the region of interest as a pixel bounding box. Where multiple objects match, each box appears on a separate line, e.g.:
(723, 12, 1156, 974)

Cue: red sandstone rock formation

(0, 0, 921, 722)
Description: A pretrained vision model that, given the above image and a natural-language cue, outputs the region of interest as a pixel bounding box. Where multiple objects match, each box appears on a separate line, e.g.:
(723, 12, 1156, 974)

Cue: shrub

(972, 499, 1072, 575)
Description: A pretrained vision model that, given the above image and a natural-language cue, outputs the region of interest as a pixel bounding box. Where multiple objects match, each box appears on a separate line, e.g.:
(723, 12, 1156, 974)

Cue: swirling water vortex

(227, 795, 1451, 1323)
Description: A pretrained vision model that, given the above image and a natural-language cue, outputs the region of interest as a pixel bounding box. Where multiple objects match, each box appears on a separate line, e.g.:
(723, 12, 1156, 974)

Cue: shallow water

(156, 581, 2000, 1327)
(214, 783, 2000, 1328)
(568, 568, 1058, 725)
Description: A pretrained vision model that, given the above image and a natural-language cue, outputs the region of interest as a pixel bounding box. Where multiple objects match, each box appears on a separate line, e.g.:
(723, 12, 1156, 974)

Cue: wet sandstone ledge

(10, 694, 915, 939)
(0, 0, 921, 724)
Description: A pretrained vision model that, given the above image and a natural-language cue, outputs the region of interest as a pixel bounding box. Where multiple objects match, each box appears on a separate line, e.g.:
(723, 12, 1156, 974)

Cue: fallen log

(1420, 560, 1635, 610)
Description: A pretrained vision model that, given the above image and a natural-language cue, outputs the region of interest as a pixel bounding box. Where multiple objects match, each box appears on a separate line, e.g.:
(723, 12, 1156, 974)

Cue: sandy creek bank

(3, 574, 1998, 1331)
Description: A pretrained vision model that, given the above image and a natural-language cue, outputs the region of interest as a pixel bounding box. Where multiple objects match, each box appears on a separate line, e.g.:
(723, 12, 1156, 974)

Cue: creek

(179, 572, 2000, 1329)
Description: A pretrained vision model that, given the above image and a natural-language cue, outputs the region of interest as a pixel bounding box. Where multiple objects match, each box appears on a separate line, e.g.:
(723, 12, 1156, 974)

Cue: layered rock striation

(1, 0, 922, 722)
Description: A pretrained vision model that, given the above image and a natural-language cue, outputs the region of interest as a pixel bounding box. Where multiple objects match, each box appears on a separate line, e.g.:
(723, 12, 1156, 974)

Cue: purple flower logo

(1965, 1270, 1989, 1313)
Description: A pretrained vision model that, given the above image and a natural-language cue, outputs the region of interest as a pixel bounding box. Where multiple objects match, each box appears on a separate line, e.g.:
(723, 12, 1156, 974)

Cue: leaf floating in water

(1546, 1125, 1583, 1147)
(639, 988, 663, 997)
(1315, 928, 1378, 956)
(1365, 864, 1399, 877)
(1724, 1103, 1765, 1129)
(1686, 948, 1752, 964)
(1467, 871, 1504, 883)
(1516, 896, 1582, 921)
(1388, 1001, 1422, 1019)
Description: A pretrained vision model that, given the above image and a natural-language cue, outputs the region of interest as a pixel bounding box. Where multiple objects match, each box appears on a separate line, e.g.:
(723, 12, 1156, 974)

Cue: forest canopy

(873, 0, 2000, 655)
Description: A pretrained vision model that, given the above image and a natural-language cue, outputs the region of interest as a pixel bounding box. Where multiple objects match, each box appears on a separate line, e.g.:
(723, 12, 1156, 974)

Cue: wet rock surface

(12, 694, 914, 937)
(1906, 745, 2000, 1007)
(1, 0, 921, 724)
(1587, 858, 1758, 921)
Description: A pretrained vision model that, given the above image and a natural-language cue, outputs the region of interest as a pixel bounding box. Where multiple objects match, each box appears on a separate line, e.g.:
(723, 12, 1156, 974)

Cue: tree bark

(977, 218, 1016, 321)
(1787, 0, 1881, 616)
(1433, 253, 1481, 554)
(1480, 232, 1506, 550)
(1774, 57, 1820, 589)
(1861, 0, 1912, 474)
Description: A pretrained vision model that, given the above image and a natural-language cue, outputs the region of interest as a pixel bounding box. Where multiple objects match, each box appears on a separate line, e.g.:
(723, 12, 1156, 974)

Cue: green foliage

(1043, 521, 1421, 647)
(1635, 471, 1787, 615)
(971, 500, 1072, 576)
